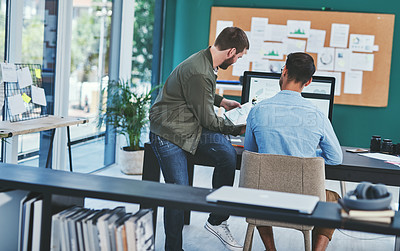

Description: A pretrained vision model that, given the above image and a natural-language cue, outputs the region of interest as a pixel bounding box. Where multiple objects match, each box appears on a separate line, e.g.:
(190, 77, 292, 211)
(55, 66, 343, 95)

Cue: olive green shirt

(149, 47, 242, 154)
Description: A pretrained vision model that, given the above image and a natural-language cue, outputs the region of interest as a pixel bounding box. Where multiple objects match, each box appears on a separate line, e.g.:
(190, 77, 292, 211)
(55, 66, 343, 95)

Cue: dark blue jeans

(150, 129, 237, 251)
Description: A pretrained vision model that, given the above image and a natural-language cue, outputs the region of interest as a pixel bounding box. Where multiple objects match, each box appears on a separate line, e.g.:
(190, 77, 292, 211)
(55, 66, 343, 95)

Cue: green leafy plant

(99, 79, 159, 151)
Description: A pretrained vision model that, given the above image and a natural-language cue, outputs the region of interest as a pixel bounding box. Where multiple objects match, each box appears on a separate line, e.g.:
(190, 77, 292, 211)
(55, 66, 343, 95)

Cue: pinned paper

(0, 63, 18, 82)
(17, 67, 33, 88)
(31, 85, 47, 106)
(252, 59, 269, 72)
(349, 34, 375, 52)
(344, 71, 363, 94)
(21, 93, 31, 103)
(232, 55, 249, 76)
(284, 38, 306, 54)
(266, 61, 285, 73)
(315, 71, 342, 96)
(287, 20, 311, 38)
(8, 94, 26, 115)
(317, 47, 335, 71)
(329, 23, 350, 48)
(35, 68, 42, 79)
(306, 29, 326, 53)
(265, 24, 287, 42)
(350, 53, 374, 71)
(334, 48, 351, 72)
(262, 42, 284, 59)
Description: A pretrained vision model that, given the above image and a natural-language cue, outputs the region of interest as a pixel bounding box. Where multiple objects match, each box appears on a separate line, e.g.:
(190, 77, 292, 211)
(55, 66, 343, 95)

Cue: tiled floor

(87, 164, 397, 251)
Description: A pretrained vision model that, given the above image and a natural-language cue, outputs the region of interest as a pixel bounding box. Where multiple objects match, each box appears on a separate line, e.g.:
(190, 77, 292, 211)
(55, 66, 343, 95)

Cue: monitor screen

(242, 71, 335, 121)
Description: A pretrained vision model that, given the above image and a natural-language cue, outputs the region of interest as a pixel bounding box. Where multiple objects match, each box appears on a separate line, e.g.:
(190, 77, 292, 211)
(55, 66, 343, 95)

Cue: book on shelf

(50, 206, 82, 251)
(97, 206, 126, 251)
(341, 209, 394, 224)
(125, 209, 154, 251)
(31, 198, 43, 251)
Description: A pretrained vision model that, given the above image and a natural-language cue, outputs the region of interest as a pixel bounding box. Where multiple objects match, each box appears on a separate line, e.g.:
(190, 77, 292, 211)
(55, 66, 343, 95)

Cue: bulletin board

(209, 7, 395, 107)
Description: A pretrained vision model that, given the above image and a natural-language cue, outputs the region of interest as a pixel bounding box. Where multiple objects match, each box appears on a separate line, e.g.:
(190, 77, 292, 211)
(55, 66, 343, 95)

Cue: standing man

(245, 52, 343, 251)
(149, 27, 249, 251)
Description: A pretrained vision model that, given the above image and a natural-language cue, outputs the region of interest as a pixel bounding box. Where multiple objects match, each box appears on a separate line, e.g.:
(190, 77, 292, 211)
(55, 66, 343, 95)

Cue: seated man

(244, 52, 343, 251)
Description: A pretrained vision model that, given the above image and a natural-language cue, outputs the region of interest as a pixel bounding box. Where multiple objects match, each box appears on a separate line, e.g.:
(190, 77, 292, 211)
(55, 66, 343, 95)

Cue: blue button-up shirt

(244, 90, 343, 165)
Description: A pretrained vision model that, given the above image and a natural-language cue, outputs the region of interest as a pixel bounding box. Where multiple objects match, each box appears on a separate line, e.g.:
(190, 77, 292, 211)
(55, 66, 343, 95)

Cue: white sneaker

(204, 221, 243, 251)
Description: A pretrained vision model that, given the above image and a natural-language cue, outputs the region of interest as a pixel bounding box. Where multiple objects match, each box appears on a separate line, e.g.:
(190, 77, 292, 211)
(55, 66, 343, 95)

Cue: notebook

(206, 186, 319, 214)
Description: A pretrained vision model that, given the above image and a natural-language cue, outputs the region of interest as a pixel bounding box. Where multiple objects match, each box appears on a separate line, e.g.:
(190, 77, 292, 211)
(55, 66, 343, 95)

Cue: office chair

(239, 151, 326, 251)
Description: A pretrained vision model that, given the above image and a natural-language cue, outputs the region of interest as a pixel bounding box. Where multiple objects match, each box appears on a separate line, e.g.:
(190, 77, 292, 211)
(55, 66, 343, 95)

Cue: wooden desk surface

(0, 115, 88, 138)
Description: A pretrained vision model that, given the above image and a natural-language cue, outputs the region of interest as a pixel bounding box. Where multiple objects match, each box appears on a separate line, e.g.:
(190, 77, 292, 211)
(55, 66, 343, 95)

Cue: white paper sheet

(8, 94, 26, 115)
(251, 17, 268, 40)
(350, 53, 374, 71)
(267, 61, 285, 73)
(344, 71, 363, 94)
(232, 55, 250, 77)
(17, 67, 33, 88)
(317, 47, 335, 71)
(265, 24, 287, 42)
(0, 63, 17, 82)
(359, 153, 400, 163)
(216, 20, 233, 38)
(31, 86, 47, 106)
(329, 23, 350, 48)
(252, 59, 270, 72)
(248, 33, 265, 62)
(262, 42, 284, 59)
(287, 20, 310, 38)
(315, 71, 342, 96)
(349, 34, 375, 52)
(284, 38, 306, 54)
(334, 48, 351, 72)
(306, 29, 326, 53)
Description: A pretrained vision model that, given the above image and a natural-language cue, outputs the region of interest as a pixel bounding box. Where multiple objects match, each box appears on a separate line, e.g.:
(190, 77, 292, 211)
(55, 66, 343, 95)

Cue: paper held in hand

(224, 101, 255, 126)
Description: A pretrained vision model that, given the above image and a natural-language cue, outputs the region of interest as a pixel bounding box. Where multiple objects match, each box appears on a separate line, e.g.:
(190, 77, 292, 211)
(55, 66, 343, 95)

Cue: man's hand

(240, 125, 246, 135)
(220, 98, 241, 111)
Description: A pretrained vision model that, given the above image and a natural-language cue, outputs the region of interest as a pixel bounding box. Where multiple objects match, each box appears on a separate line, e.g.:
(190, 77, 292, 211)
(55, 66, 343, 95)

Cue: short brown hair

(214, 27, 249, 54)
(286, 53, 316, 85)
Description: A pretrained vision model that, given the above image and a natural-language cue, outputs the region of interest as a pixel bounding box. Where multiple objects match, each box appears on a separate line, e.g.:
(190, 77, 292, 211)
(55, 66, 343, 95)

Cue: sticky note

(35, 68, 42, 79)
(21, 93, 31, 103)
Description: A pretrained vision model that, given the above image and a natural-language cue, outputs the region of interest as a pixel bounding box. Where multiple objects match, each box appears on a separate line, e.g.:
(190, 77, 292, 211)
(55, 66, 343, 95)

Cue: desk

(0, 115, 88, 170)
(142, 142, 400, 249)
(1, 164, 400, 250)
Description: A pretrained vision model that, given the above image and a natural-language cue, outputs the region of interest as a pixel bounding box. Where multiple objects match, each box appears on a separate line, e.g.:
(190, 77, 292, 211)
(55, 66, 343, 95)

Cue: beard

(219, 55, 235, 70)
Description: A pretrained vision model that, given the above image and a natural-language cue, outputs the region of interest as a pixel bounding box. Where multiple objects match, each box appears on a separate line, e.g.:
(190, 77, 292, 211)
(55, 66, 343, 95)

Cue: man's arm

(244, 109, 258, 152)
(183, 74, 242, 135)
(318, 118, 343, 165)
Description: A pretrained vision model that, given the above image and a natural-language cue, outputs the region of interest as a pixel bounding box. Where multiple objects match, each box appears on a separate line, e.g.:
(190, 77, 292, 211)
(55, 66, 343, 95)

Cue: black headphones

(342, 182, 392, 210)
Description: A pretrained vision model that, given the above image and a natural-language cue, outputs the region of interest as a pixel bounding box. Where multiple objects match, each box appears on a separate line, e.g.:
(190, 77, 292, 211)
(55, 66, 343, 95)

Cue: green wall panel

(163, 0, 399, 147)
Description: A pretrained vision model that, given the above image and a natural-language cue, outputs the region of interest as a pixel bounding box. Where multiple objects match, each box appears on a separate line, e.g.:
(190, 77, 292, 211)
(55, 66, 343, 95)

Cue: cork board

(209, 7, 395, 107)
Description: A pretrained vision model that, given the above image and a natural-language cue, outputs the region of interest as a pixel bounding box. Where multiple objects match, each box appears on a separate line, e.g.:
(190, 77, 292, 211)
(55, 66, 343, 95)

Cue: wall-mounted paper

(317, 47, 335, 71)
(334, 48, 351, 72)
(8, 94, 26, 115)
(265, 24, 287, 42)
(315, 71, 342, 96)
(31, 86, 47, 106)
(252, 59, 270, 72)
(248, 33, 264, 61)
(35, 69, 42, 79)
(0, 63, 18, 82)
(349, 34, 375, 52)
(287, 20, 310, 38)
(17, 67, 34, 88)
(266, 61, 285, 73)
(251, 17, 268, 40)
(329, 23, 350, 48)
(284, 38, 306, 54)
(306, 29, 326, 53)
(216, 20, 233, 38)
(262, 42, 284, 59)
(350, 53, 374, 71)
(344, 71, 363, 94)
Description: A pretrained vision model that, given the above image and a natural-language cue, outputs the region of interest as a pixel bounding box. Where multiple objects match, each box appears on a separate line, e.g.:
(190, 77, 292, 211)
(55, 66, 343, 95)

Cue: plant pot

(119, 147, 144, 175)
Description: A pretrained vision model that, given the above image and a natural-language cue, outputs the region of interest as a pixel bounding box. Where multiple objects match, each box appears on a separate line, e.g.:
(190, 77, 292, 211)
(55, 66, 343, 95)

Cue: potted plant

(99, 79, 159, 174)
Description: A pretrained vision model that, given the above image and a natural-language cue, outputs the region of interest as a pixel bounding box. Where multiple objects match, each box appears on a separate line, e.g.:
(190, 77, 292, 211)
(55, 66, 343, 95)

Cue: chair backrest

(239, 151, 326, 201)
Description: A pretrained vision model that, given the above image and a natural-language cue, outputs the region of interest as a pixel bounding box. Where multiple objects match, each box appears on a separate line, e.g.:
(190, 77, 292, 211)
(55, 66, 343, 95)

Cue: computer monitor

(241, 71, 335, 121)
